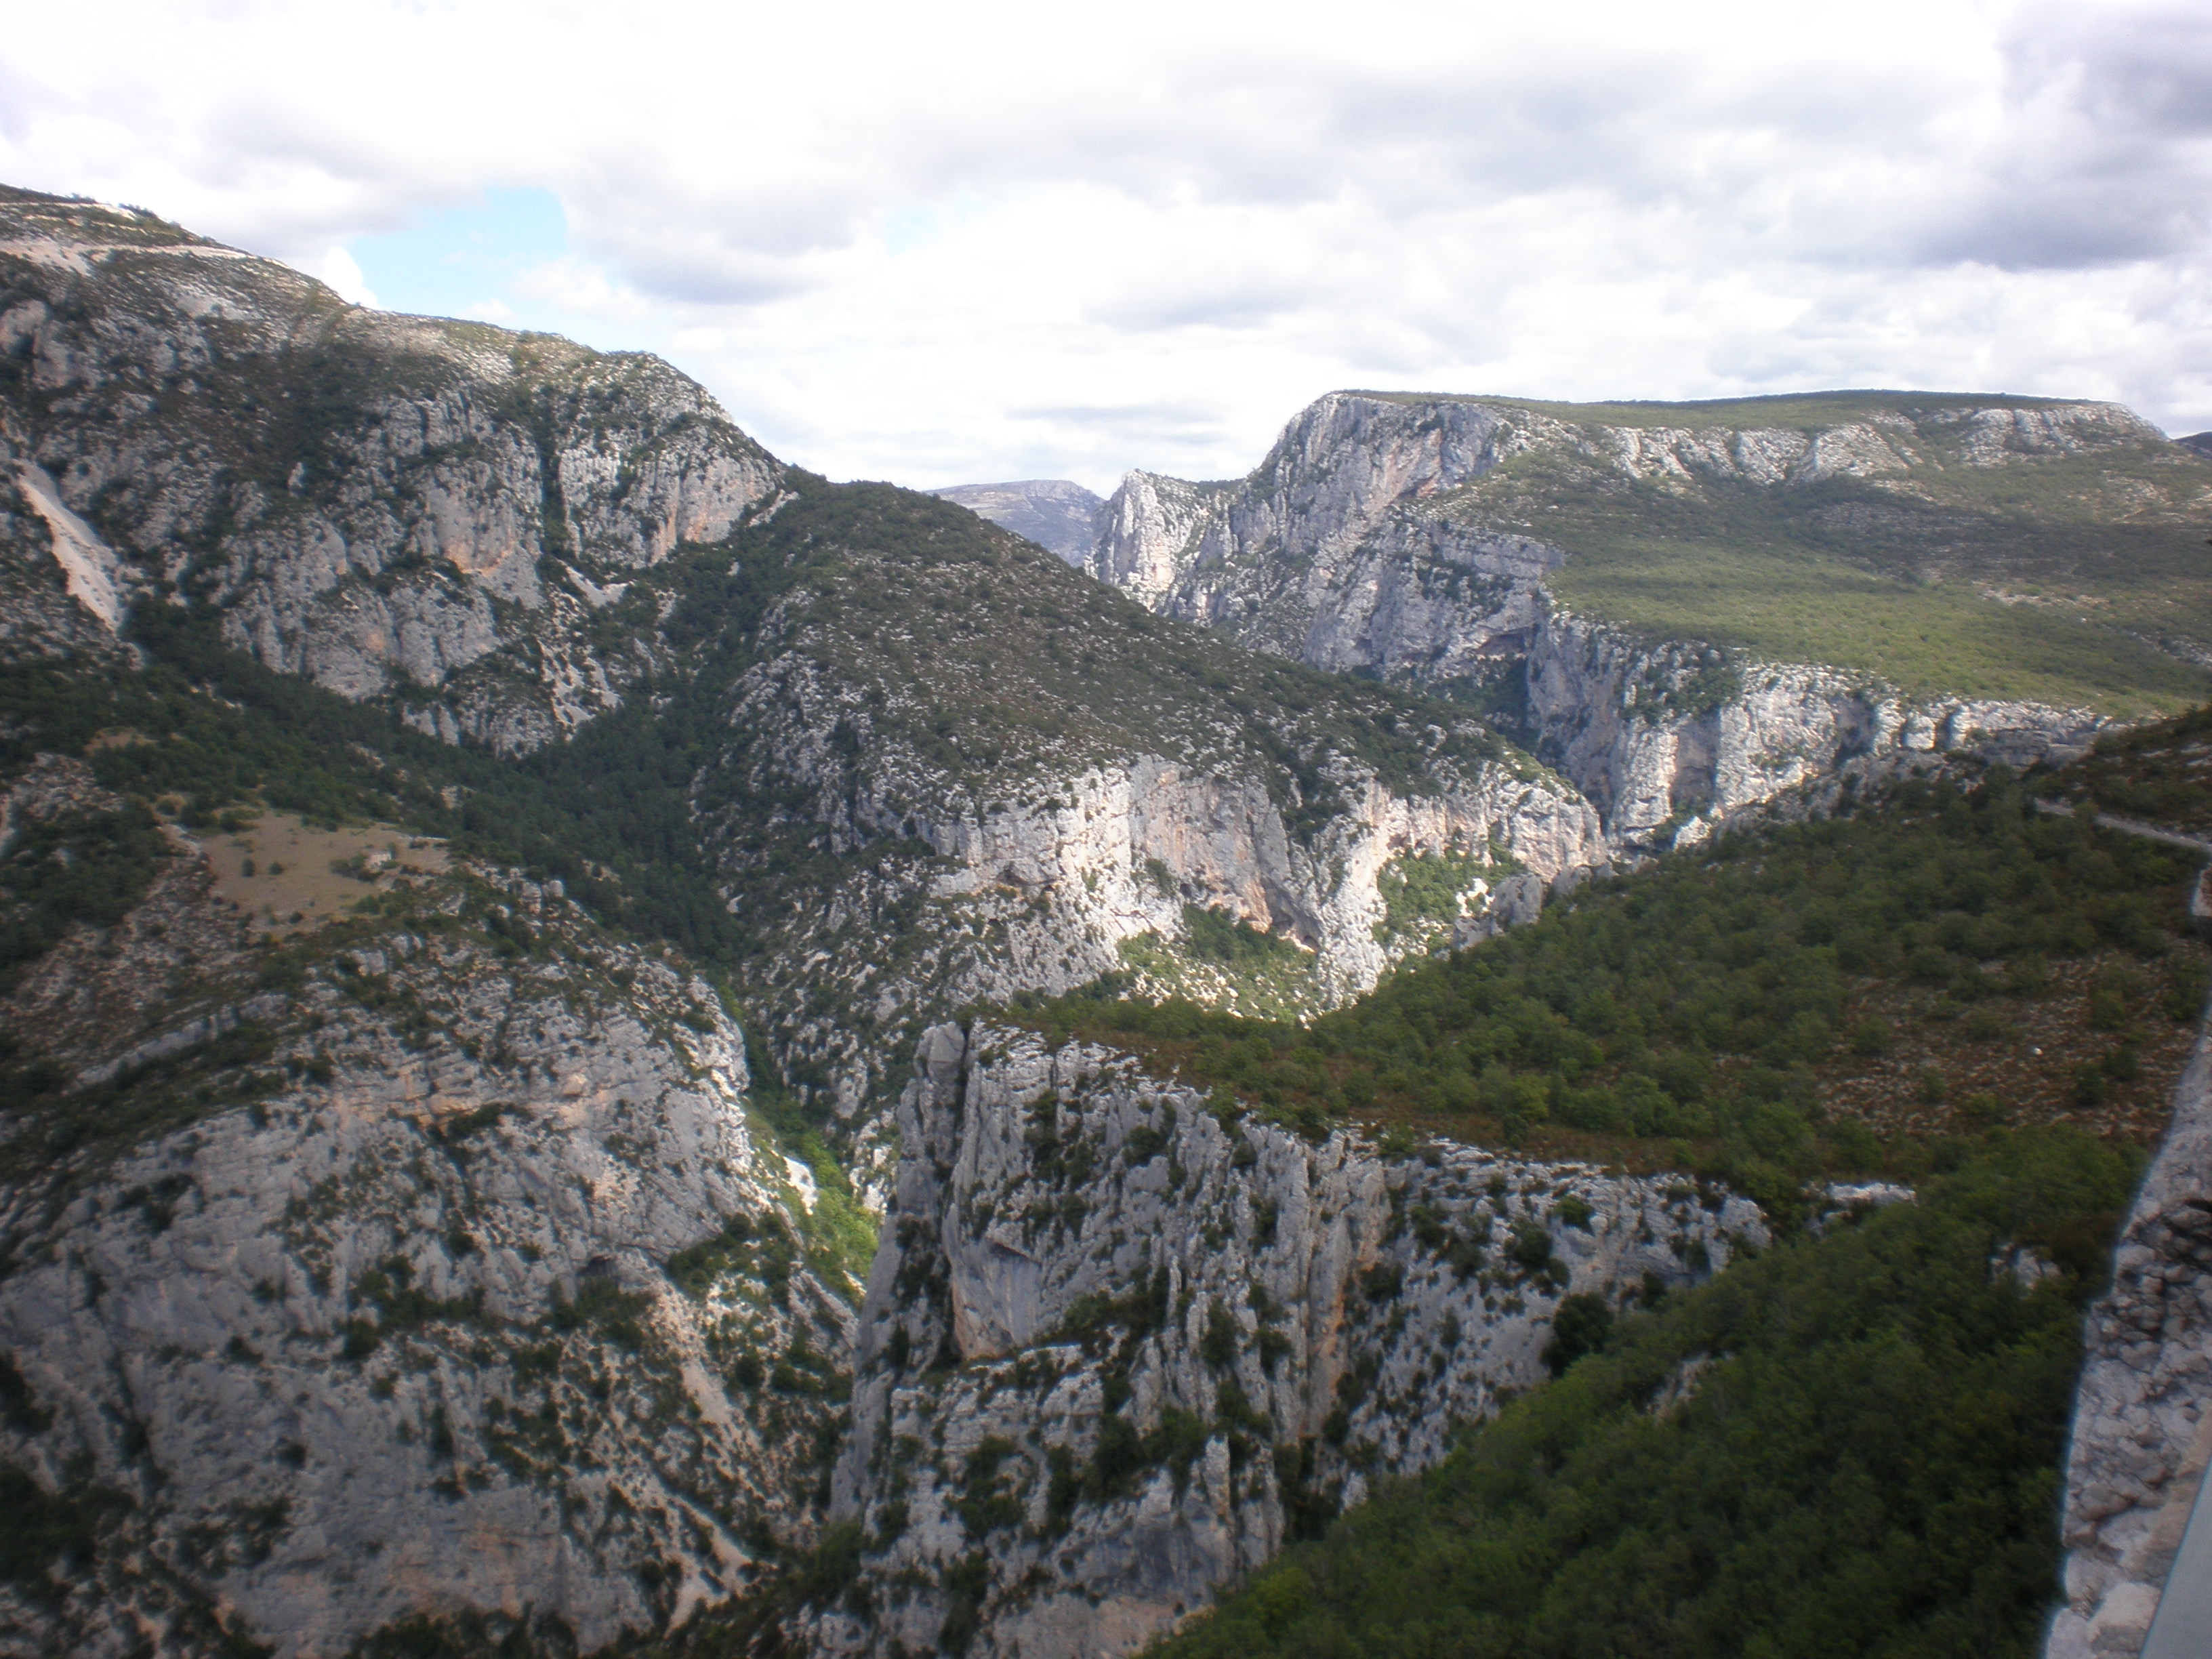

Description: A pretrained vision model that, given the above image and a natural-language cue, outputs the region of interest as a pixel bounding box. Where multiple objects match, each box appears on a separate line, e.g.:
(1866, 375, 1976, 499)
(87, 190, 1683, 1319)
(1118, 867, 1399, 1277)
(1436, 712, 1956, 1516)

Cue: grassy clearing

(205, 814, 448, 937)
(1546, 531, 2207, 713)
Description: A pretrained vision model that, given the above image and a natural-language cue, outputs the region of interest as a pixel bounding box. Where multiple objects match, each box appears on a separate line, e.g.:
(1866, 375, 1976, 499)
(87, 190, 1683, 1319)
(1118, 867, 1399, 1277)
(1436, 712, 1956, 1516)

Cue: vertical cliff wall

(1527, 612, 2110, 851)
(1076, 390, 2174, 850)
(812, 1023, 1764, 1659)
(2045, 1020, 2212, 1658)
(0, 777, 856, 1656)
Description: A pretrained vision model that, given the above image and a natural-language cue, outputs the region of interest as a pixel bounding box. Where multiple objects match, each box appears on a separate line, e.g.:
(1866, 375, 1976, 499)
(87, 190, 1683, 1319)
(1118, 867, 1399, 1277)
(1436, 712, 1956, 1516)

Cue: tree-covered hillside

(1151, 1128, 2140, 1659)
(1027, 747, 2208, 1218)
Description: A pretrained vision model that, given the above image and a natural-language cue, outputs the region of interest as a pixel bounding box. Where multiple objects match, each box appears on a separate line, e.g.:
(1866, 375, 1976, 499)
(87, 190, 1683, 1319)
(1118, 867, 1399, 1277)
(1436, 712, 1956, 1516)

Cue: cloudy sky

(3, 0, 2207, 490)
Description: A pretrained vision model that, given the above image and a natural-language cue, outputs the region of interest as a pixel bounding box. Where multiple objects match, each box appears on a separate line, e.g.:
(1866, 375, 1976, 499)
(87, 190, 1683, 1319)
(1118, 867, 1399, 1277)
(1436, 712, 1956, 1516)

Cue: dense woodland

(1153, 1128, 2140, 1659)
(1029, 759, 2206, 1218)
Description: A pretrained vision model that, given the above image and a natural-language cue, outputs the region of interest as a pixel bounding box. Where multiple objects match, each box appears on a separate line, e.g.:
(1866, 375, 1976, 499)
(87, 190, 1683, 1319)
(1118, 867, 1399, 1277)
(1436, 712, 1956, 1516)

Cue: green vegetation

(1374, 846, 1515, 945)
(2047, 701, 2212, 838)
(1356, 387, 2087, 431)
(663, 480, 1526, 816)
(1398, 389, 2212, 716)
(1029, 765, 2204, 1216)
(0, 802, 169, 989)
(1154, 1127, 2139, 1659)
(0, 1465, 129, 1606)
(1115, 907, 1324, 1021)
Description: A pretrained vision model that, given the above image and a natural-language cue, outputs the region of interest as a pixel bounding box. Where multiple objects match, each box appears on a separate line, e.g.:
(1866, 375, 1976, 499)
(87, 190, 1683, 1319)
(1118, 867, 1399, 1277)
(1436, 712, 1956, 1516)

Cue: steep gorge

(3, 180, 2211, 1658)
(1048, 389, 2212, 849)
(813, 1023, 1763, 1658)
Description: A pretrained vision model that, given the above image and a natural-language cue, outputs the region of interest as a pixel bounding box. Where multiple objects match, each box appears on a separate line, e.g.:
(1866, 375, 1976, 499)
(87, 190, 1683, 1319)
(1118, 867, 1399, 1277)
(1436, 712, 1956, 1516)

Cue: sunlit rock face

(813, 1023, 1763, 1659)
(1082, 389, 2144, 848)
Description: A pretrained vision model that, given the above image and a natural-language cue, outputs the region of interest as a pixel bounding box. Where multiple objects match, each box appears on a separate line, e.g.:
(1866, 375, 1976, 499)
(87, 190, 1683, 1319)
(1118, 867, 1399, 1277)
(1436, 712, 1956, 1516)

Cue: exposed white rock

(815, 1023, 1763, 1659)
(2045, 1021, 2212, 1659)
(1525, 611, 2109, 849)
(10, 459, 126, 630)
(1082, 390, 2146, 848)
(0, 837, 856, 1656)
(0, 192, 785, 752)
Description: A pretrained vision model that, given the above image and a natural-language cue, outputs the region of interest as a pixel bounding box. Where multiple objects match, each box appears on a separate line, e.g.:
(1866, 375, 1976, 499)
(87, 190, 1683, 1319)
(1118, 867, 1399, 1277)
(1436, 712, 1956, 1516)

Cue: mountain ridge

(3, 184, 2210, 1659)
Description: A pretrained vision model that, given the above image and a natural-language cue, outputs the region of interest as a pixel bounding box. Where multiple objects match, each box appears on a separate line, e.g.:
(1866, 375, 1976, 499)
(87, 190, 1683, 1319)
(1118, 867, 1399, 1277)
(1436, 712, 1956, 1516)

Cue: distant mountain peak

(929, 478, 1103, 564)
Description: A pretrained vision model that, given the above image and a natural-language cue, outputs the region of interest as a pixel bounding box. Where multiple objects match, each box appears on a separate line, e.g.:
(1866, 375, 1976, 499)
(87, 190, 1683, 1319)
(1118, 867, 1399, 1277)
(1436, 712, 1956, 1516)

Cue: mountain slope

(653, 481, 1601, 1134)
(0, 757, 861, 1657)
(1082, 390, 2212, 846)
(1153, 1128, 2139, 1659)
(0, 187, 1609, 1143)
(930, 480, 1103, 565)
(1, 184, 785, 753)
(4, 184, 2198, 1659)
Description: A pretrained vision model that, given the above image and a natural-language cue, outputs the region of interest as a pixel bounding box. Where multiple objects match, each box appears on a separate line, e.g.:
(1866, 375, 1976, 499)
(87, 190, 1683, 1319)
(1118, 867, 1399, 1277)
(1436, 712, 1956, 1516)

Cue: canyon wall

(813, 1023, 1765, 1658)
(0, 764, 852, 1655)
(1076, 390, 2160, 848)
(2044, 1020, 2212, 1658)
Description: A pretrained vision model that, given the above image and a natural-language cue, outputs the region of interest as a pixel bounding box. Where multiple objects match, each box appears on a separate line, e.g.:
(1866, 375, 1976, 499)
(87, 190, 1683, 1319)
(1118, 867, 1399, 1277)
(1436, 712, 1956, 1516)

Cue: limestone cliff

(1525, 611, 2108, 851)
(2044, 1019, 2212, 1659)
(1081, 389, 2206, 846)
(813, 1023, 1763, 1658)
(0, 190, 1612, 1143)
(671, 485, 1605, 1143)
(0, 186, 783, 750)
(0, 760, 857, 1655)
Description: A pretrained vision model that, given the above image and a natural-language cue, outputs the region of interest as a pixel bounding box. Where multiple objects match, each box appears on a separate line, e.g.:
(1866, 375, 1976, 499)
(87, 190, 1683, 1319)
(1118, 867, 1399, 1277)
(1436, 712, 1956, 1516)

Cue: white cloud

(311, 246, 376, 307)
(4, 0, 2211, 488)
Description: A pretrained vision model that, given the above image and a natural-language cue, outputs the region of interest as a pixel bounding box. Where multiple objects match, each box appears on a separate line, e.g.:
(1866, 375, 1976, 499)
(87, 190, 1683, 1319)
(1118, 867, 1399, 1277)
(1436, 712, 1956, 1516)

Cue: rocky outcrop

(1086, 472, 1235, 609)
(1080, 390, 2155, 846)
(2045, 1021, 2212, 1659)
(0, 186, 784, 751)
(1526, 611, 2110, 851)
(624, 483, 1616, 1143)
(702, 610, 1606, 1140)
(931, 481, 1105, 566)
(1085, 397, 1553, 669)
(813, 1023, 1765, 1659)
(0, 804, 856, 1655)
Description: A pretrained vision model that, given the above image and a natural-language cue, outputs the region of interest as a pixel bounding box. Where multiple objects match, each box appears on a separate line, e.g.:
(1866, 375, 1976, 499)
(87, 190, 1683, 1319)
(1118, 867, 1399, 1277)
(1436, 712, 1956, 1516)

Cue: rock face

(815, 1023, 1765, 1659)
(0, 186, 784, 751)
(1080, 389, 2182, 846)
(1, 190, 1613, 1136)
(931, 481, 1105, 566)
(0, 776, 857, 1655)
(1084, 397, 1552, 677)
(677, 485, 1607, 1142)
(2044, 1020, 2212, 1659)
(1526, 611, 2109, 850)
